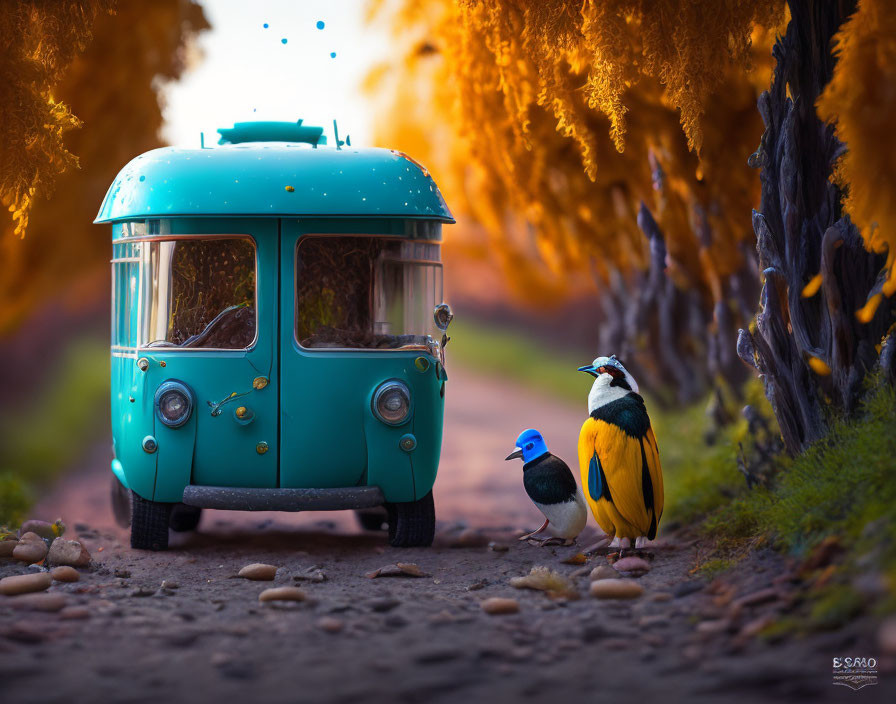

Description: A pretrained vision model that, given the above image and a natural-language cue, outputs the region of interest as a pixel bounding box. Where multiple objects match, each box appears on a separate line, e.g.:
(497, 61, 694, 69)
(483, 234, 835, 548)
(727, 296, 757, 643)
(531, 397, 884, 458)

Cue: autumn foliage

(818, 0, 896, 304)
(0, 0, 209, 333)
(366, 0, 786, 399)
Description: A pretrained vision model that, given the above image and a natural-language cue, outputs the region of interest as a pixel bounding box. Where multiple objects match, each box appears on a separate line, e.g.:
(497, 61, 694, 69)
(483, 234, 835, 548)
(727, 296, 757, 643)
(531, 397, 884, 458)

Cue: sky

(162, 0, 391, 149)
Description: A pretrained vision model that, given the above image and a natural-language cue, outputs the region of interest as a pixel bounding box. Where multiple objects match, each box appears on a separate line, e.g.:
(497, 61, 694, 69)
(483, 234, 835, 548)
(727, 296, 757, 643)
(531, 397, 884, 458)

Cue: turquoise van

(97, 121, 454, 550)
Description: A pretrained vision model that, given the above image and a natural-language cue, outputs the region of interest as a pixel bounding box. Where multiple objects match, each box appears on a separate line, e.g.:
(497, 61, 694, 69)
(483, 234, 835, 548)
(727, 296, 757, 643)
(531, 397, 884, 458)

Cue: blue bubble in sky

(330, 52, 336, 58)
(316, 20, 325, 30)
(281, 38, 288, 44)
(263, 23, 268, 28)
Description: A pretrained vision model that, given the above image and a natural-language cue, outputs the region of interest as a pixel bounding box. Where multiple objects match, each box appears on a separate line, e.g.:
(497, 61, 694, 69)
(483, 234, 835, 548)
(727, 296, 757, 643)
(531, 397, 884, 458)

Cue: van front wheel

(130, 492, 173, 551)
(385, 491, 435, 548)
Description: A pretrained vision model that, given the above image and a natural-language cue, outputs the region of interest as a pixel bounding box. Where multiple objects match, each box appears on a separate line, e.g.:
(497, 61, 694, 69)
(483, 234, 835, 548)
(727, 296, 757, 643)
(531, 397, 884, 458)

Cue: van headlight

(372, 380, 411, 426)
(154, 380, 193, 428)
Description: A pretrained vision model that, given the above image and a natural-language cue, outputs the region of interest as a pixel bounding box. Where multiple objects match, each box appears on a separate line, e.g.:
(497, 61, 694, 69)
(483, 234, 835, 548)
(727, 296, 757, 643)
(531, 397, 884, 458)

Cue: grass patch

(0, 335, 108, 525)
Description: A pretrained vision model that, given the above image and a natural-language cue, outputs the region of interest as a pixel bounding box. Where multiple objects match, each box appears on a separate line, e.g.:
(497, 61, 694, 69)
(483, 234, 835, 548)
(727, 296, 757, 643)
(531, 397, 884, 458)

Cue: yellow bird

(577, 356, 663, 551)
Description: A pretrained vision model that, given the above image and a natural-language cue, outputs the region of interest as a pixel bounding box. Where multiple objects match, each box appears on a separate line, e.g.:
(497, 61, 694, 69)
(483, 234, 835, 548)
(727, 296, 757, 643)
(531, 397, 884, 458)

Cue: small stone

(50, 566, 80, 582)
(292, 571, 326, 583)
(59, 606, 90, 620)
(47, 538, 90, 567)
(488, 542, 509, 552)
(449, 528, 490, 548)
(589, 578, 644, 600)
(258, 586, 306, 602)
(114, 569, 131, 578)
(13, 533, 48, 563)
(160, 580, 179, 589)
(316, 616, 344, 633)
(673, 581, 704, 598)
(0, 572, 52, 595)
(589, 565, 618, 581)
(638, 615, 670, 628)
(613, 556, 651, 576)
(20, 520, 63, 540)
(733, 587, 779, 608)
(696, 619, 730, 636)
(651, 591, 673, 602)
(368, 597, 401, 613)
(481, 597, 520, 615)
(238, 563, 278, 580)
(9, 592, 67, 612)
(130, 587, 155, 597)
(365, 563, 429, 578)
(0, 537, 18, 557)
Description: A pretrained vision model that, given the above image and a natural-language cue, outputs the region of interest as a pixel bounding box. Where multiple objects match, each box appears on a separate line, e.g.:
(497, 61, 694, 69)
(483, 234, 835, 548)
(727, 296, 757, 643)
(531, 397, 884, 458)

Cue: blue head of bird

(578, 355, 639, 413)
(505, 428, 549, 464)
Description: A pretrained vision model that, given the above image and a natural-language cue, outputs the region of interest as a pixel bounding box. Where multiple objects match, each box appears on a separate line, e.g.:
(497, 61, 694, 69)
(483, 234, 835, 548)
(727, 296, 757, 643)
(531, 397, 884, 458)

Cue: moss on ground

(0, 335, 108, 525)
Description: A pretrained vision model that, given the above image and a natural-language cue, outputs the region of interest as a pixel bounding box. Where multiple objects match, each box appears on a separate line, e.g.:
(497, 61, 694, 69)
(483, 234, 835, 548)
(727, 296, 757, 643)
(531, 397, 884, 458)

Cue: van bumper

(181, 485, 385, 512)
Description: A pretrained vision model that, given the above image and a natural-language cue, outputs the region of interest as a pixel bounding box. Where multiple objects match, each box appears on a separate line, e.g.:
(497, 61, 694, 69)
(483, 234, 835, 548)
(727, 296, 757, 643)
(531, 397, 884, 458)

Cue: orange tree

(0, 0, 209, 333)
(368, 0, 895, 450)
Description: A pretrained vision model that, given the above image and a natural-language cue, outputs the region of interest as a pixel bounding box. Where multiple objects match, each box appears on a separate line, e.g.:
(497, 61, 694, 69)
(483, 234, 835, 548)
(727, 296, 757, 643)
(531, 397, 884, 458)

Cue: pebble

(733, 587, 779, 608)
(20, 520, 62, 540)
(365, 563, 429, 578)
(590, 579, 644, 600)
(50, 566, 80, 582)
(638, 614, 670, 628)
(613, 556, 651, 576)
(59, 606, 90, 620)
(739, 614, 775, 638)
(696, 619, 730, 636)
(258, 586, 306, 602)
(160, 580, 179, 589)
(316, 616, 344, 633)
(481, 597, 520, 615)
(590, 565, 618, 581)
(651, 591, 673, 602)
(238, 563, 278, 581)
(368, 597, 401, 613)
(0, 537, 18, 557)
(47, 538, 91, 567)
(13, 533, 48, 563)
(489, 542, 510, 552)
(0, 572, 53, 595)
(9, 592, 67, 612)
(448, 528, 489, 548)
(114, 569, 131, 578)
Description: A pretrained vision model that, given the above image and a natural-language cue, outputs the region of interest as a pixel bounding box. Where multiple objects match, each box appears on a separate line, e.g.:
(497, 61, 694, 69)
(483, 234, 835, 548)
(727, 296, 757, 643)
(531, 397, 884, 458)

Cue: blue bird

(505, 429, 588, 546)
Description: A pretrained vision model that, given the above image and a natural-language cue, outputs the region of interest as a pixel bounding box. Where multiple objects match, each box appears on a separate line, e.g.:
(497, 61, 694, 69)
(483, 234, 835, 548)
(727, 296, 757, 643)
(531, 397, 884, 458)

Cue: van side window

(296, 236, 443, 353)
(143, 238, 256, 349)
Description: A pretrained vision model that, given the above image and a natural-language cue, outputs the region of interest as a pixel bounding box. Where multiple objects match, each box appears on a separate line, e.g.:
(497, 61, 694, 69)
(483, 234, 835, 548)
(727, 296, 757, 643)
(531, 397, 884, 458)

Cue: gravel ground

(0, 368, 891, 703)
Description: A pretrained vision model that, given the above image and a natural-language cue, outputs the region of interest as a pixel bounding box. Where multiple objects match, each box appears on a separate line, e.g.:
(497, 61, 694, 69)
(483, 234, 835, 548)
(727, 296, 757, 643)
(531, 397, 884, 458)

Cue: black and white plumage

(506, 428, 587, 545)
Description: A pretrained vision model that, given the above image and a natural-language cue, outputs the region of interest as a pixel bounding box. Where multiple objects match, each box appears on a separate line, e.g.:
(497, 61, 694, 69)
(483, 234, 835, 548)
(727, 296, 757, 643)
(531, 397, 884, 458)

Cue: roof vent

(217, 120, 327, 146)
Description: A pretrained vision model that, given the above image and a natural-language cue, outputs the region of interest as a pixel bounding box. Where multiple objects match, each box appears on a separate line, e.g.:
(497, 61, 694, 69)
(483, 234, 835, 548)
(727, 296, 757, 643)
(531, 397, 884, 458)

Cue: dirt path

(1, 367, 890, 703)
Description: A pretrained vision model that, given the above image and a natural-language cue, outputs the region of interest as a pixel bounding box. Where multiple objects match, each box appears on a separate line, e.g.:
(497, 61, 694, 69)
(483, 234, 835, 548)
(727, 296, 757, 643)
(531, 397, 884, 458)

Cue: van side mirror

(433, 303, 453, 331)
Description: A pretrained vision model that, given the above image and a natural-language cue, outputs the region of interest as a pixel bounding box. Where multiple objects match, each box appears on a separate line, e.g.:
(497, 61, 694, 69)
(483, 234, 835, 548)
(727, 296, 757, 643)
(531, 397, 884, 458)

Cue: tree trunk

(737, 0, 892, 454)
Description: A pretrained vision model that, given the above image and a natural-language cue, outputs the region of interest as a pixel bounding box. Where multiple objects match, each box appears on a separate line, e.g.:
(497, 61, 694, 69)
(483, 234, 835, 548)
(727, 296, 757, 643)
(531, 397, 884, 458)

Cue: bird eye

(525, 443, 534, 450)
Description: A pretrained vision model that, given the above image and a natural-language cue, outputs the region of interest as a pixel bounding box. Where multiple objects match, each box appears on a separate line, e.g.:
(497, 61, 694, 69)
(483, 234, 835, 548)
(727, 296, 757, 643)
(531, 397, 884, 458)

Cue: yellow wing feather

(578, 416, 664, 539)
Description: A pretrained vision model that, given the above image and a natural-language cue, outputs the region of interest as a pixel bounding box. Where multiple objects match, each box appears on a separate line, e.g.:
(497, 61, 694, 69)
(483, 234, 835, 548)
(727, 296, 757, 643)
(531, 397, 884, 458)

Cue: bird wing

(578, 416, 657, 536)
(645, 426, 664, 525)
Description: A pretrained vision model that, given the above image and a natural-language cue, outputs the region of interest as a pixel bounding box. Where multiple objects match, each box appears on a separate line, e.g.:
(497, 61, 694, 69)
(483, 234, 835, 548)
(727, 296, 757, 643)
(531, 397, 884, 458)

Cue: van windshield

(296, 236, 443, 354)
(142, 238, 256, 349)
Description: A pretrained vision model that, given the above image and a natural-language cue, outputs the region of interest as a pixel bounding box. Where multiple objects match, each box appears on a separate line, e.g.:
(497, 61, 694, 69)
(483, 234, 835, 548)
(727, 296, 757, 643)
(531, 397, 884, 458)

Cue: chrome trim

(371, 379, 413, 427)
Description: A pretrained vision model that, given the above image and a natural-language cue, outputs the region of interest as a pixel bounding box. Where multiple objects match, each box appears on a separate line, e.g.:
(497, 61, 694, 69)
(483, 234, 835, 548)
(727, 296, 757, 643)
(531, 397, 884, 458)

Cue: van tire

(386, 491, 435, 547)
(130, 492, 173, 551)
(169, 504, 203, 532)
(110, 475, 132, 529)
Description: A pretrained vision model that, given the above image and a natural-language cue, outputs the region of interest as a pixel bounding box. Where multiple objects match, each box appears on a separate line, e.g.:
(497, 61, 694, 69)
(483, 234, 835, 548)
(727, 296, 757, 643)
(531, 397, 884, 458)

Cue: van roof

(94, 142, 454, 224)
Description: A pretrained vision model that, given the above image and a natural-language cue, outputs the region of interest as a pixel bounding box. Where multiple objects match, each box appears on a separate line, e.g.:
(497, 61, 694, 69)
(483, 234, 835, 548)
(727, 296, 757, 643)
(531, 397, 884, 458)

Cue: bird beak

(578, 365, 599, 378)
(505, 448, 523, 461)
